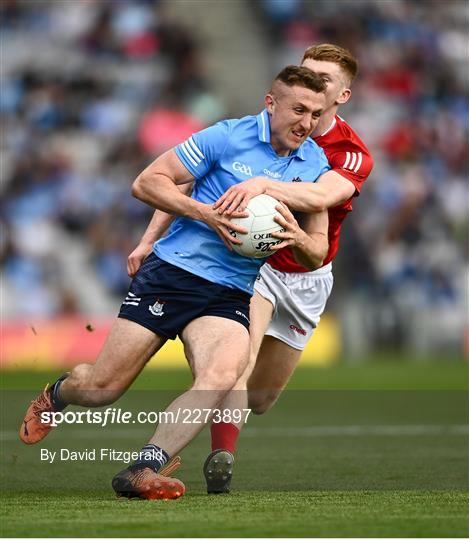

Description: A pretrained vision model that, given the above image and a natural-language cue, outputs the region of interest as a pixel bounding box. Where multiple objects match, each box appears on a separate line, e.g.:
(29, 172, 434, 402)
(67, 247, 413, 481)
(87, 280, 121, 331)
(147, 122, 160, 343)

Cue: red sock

(210, 421, 240, 454)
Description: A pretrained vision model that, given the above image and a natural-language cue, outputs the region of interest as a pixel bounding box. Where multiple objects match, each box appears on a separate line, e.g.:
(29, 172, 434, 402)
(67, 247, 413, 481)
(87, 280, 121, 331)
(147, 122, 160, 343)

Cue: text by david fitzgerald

(40, 448, 145, 464)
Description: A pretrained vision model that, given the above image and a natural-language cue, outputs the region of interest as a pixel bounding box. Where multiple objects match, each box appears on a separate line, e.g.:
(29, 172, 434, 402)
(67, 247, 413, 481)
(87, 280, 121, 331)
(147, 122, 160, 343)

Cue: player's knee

(248, 391, 278, 415)
(68, 364, 93, 389)
(68, 364, 122, 406)
(194, 367, 239, 392)
(249, 400, 273, 415)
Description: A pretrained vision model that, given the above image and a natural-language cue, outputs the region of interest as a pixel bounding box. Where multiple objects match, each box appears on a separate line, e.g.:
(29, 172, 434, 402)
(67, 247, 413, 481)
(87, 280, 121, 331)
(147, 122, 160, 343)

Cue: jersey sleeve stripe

(349, 152, 357, 170)
(353, 152, 363, 173)
(180, 142, 199, 167)
(188, 137, 204, 159)
(343, 151, 351, 169)
(182, 141, 201, 165)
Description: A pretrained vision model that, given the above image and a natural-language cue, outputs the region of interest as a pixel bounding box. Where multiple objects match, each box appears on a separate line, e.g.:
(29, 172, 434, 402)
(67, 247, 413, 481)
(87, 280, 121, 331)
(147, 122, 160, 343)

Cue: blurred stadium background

(1, 0, 468, 370)
(1, 3, 468, 536)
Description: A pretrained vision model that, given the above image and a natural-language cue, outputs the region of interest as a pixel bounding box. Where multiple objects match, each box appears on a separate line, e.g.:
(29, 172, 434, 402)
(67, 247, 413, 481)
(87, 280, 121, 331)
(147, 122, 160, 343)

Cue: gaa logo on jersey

(149, 298, 166, 317)
(232, 162, 253, 176)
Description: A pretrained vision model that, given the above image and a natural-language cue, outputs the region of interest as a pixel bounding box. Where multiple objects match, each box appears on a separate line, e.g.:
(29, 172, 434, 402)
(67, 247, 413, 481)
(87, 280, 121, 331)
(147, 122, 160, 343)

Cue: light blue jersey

(154, 109, 330, 295)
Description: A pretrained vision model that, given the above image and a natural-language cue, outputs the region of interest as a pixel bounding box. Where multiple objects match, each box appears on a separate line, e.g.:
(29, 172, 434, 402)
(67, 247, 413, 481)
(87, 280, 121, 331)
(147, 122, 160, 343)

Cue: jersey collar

(256, 109, 306, 160)
(318, 116, 337, 137)
(257, 109, 271, 143)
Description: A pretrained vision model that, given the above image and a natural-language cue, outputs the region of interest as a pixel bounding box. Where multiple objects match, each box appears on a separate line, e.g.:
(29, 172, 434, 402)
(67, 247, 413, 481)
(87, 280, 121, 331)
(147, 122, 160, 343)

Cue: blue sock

(131, 444, 169, 472)
(50, 374, 68, 411)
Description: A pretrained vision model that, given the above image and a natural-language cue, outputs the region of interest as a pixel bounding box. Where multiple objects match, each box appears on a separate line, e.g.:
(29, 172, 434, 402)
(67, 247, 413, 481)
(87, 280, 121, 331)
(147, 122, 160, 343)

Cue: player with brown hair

(205, 44, 374, 493)
(103, 45, 373, 495)
(19, 66, 330, 500)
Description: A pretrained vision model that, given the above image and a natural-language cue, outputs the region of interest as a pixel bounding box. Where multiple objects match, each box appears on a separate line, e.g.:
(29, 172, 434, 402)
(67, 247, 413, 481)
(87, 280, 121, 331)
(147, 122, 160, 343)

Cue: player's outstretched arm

(132, 149, 248, 249)
(213, 170, 355, 215)
(270, 204, 329, 270)
(127, 183, 193, 277)
(265, 170, 355, 211)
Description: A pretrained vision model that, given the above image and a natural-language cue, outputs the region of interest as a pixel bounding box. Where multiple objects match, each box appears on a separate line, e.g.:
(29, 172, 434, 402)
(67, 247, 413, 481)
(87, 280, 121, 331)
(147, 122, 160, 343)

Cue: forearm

(264, 180, 327, 213)
(265, 170, 356, 213)
(292, 231, 329, 270)
(138, 210, 175, 247)
(130, 149, 247, 249)
(289, 209, 329, 270)
(215, 171, 355, 215)
(132, 172, 205, 222)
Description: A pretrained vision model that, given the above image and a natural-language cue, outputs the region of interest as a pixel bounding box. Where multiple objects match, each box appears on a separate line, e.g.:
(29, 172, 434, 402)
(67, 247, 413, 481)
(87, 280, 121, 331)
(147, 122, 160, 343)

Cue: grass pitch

(1, 358, 468, 537)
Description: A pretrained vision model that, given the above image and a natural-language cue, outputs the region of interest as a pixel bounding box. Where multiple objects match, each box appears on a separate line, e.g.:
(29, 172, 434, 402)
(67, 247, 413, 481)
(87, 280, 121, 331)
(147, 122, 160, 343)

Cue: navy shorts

(118, 253, 251, 339)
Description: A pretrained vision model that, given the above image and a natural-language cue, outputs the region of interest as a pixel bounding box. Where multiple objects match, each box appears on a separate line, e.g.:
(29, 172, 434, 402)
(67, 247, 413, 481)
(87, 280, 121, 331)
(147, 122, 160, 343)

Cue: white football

(230, 194, 285, 258)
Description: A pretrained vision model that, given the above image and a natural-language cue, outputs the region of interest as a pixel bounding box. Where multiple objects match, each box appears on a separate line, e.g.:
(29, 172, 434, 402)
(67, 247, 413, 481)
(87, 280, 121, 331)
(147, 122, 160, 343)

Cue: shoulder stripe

(180, 142, 199, 167)
(342, 151, 364, 173)
(182, 141, 201, 165)
(343, 152, 351, 169)
(188, 137, 204, 159)
(353, 152, 363, 173)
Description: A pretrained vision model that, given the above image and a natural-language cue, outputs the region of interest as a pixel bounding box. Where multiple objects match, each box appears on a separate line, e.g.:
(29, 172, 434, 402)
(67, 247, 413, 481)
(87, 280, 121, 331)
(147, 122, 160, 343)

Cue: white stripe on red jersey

(267, 115, 374, 273)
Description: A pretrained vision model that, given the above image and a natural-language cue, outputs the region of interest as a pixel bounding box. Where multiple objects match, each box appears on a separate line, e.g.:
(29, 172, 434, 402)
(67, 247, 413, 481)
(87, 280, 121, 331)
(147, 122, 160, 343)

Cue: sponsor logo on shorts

(236, 310, 250, 323)
(291, 177, 303, 182)
(149, 298, 166, 317)
(289, 324, 306, 336)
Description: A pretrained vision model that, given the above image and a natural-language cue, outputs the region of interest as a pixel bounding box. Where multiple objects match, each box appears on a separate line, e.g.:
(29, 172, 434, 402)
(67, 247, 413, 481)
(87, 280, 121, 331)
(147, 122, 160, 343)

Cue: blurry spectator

(1, 0, 466, 355)
(139, 103, 204, 156)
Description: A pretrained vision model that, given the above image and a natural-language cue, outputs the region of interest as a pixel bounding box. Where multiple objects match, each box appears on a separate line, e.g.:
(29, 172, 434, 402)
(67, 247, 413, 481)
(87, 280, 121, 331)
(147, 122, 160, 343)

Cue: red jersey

(268, 115, 373, 273)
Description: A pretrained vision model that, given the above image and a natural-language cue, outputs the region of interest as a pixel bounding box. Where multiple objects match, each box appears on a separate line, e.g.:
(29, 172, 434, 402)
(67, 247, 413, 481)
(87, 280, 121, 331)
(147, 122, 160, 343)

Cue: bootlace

(31, 385, 52, 414)
(159, 456, 181, 476)
(132, 467, 155, 487)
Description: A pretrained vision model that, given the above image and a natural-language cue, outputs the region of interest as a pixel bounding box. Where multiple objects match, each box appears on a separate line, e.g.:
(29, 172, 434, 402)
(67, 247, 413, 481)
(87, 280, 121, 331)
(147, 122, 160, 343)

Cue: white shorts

(254, 262, 333, 350)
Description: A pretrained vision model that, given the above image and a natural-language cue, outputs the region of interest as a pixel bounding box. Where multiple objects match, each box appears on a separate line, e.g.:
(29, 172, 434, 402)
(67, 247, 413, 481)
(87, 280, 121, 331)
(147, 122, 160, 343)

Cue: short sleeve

(329, 146, 374, 194)
(175, 120, 231, 179)
(318, 153, 331, 179)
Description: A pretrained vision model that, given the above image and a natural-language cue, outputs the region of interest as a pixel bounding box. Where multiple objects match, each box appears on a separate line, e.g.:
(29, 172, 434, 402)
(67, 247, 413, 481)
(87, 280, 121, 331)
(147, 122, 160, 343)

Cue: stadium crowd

(2, 0, 467, 354)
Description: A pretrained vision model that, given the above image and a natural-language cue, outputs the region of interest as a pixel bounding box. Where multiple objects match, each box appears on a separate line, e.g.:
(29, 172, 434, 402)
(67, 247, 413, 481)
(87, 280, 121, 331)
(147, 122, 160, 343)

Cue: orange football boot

(112, 466, 185, 500)
(20, 383, 57, 444)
